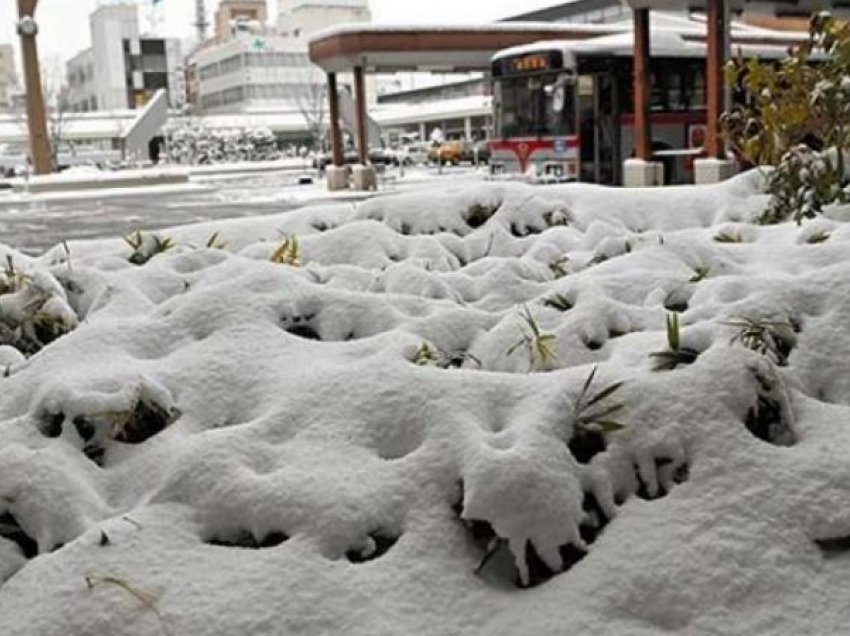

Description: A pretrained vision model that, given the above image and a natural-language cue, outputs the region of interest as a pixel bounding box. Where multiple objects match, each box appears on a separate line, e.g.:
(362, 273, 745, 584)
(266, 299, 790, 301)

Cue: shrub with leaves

(650, 313, 700, 371)
(506, 305, 557, 371)
(124, 231, 175, 266)
(0, 255, 78, 355)
(543, 293, 573, 312)
(571, 367, 625, 435)
(713, 231, 744, 243)
(271, 236, 301, 266)
(722, 12, 850, 223)
(725, 316, 796, 366)
(761, 145, 846, 225)
(411, 342, 481, 369)
(689, 266, 711, 283)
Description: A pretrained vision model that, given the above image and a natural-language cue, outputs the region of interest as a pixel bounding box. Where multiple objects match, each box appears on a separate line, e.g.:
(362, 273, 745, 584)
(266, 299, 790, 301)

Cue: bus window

(496, 73, 576, 138)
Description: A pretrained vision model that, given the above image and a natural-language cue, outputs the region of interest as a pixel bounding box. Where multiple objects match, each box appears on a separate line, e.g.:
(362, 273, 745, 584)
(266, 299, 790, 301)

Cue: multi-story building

(193, 30, 316, 113)
(0, 45, 18, 111)
(66, 3, 183, 112)
(189, 0, 373, 115)
(279, 0, 371, 39)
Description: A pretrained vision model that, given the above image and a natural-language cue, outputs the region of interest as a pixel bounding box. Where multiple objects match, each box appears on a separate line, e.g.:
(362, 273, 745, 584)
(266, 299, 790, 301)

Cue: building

(214, 0, 269, 40)
(66, 3, 183, 112)
(0, 45, 18, 111)
(280, 0, 371, 39)
(189, 0, 373, 116)
(192, 30, 316, 113)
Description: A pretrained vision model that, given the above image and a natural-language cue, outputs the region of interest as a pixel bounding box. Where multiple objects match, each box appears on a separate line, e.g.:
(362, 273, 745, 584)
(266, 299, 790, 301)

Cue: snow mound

(2, 173, 850, 635)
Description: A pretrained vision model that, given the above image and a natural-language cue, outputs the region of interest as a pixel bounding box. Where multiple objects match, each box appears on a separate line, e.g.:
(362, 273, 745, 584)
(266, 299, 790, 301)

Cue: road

(0, 171, 317, 254)
(0, 164, 485, 254)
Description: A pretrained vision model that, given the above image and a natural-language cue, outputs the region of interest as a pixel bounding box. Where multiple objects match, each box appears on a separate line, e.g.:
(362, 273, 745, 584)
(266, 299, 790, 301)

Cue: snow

(1, 171, 850, 634)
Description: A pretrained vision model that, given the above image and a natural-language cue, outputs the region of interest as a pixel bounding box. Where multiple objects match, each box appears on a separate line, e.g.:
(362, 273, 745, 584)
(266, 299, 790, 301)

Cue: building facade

(66, 4, 182, 112)
(193, 32, 317, 113)
(280, 0, 371, 39)
(189, 0, 372, 115)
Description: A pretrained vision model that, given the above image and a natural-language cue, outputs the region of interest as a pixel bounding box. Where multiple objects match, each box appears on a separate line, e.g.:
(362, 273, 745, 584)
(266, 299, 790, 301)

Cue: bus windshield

(496, 73, 576, 139)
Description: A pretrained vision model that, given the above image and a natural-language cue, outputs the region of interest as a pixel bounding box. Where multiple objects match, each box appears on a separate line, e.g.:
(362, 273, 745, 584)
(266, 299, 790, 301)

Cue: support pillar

(695, 0, 737, 183)
(624, 7, 663, 187)
(352, 65, 376, 190)
(464, 117, 472, 141)
(325, 72, 348, 190)
(17, 0, 52, 175)
(353, 65, 369, 166)
(419, 122, 426, 142)
(327, 72, 343, 167)
(633, 8, 651, 162)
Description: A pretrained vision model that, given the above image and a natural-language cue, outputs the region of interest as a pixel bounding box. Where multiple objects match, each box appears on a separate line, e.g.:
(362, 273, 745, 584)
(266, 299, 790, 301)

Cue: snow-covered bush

(165, 125, 281, 165)
(762, 146, 847, 224)
(722, 12, 850, 222)
(0, 253, 77, 357)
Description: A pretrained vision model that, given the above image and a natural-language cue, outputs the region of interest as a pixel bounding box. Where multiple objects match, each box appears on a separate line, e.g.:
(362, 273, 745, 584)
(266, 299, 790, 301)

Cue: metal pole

(17, 0, 52, 175)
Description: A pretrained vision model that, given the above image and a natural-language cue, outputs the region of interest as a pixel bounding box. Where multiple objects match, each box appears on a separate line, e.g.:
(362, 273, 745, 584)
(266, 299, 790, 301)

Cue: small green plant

(543, 293, 573, 312)
(571, 366, 626, 434)
(806, 229, 832, 243)
(650, 313, 700, 371)
(725, 316, 795, 366)
(124, 231, 175, 266)
(411, 342, 481, 369)
(271, 235, 301, 266)
(0, 255, 25, 294)
(689, 266, 711, 283)
(506, 305, 557, 371)
(205, 231, 227, 249)
(548, 255, 569, 278)
(713, 231, 744, 243)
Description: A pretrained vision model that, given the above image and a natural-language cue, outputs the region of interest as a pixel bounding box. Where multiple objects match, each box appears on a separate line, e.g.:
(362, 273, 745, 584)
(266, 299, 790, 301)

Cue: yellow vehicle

(428, 141, 464, 165)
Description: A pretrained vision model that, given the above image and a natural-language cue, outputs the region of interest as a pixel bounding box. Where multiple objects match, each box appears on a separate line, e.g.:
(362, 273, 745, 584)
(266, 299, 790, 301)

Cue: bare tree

(12, 54, 72, 170)
(295, 66, 327, 154)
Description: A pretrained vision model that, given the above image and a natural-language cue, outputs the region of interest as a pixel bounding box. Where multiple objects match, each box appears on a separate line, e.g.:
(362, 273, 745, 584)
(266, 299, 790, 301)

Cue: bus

(489, 42, 581, 182)
(489, 32, 791, 185)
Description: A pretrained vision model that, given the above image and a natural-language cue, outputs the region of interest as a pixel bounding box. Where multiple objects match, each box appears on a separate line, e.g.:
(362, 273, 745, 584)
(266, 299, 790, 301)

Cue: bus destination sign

(512, 54, 550, 73)
(494, 51, 564, 77)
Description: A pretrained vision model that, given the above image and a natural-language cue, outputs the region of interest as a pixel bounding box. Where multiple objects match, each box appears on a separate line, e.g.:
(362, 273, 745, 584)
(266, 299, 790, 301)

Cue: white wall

(90, 5, 140, 111)
(290, 3, 371, 38)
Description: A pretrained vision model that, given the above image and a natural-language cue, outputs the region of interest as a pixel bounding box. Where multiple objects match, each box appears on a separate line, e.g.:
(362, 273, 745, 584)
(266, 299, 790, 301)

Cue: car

(393, 143, 430, 166)
(430, 141, 464, 165)
(462, 140, 491, 164)
(312, 148, 396, 170)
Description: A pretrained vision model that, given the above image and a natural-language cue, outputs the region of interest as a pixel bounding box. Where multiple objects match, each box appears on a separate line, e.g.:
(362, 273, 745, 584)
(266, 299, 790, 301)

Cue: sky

(1, 0, 562, 74)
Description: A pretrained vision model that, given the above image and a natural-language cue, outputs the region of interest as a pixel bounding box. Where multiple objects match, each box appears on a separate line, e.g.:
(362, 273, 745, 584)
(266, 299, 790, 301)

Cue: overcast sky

(1, 0, 562, 74)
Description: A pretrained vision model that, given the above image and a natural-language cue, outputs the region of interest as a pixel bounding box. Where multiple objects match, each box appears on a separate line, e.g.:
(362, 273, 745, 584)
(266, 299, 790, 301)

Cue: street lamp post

(16, 0, 52, 175)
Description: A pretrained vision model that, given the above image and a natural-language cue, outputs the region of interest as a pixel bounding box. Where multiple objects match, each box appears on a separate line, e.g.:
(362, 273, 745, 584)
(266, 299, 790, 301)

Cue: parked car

(313, 148, 396, 170)
(393, 143, 430, 166)
(462, 140, 491, 164)
(429, 141, 464, 165)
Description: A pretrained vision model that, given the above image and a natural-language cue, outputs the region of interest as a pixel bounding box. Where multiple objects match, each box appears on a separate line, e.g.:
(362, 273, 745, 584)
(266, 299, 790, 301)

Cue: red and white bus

(489, 32, 787, 185)
(489, 42, 581, 181)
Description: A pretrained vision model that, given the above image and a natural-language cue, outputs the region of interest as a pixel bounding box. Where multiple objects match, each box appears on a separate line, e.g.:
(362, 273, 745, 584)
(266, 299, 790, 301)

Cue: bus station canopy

(308, 23, 622, 73)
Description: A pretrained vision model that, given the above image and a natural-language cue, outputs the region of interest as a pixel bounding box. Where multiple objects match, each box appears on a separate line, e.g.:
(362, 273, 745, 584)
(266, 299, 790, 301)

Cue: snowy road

(0, 165, 484, 254)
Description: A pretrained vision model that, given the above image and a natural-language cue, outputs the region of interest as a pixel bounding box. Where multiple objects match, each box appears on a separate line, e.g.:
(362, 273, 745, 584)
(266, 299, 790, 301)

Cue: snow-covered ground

(1, 172, 850, 635)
